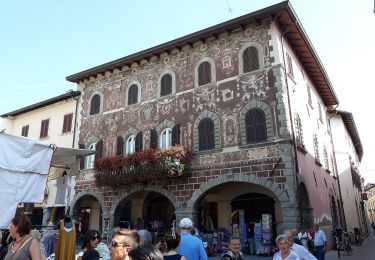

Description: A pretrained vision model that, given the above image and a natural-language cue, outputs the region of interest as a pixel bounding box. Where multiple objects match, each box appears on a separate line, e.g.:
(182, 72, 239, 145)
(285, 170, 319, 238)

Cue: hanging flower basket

(94, 145, 193, 186)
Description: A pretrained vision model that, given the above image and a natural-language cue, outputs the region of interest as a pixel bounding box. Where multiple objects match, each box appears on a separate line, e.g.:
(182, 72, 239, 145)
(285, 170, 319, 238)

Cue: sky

(0, 0, 374, 182)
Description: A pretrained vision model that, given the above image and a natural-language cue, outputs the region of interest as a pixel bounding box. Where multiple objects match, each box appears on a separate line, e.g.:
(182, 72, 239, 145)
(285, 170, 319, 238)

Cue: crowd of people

(0, 215, 331, 260)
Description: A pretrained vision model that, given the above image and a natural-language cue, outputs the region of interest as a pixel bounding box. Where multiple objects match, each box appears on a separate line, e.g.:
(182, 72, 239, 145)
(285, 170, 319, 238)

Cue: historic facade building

(67, 2, 342, 242)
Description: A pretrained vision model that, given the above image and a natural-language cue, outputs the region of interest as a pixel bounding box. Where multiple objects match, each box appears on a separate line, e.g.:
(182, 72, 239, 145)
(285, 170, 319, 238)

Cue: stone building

(66, 1, 342, 242)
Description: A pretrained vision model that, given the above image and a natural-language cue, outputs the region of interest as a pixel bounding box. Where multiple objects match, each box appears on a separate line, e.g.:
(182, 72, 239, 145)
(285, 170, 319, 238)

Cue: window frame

(40, 119, 50, 139)
(160, 128, 172, 148)
(21, 125, 29, 137)
(85, 143, 96, 169)
(126, 135, 136, 155)
(62, 113, 73, 134)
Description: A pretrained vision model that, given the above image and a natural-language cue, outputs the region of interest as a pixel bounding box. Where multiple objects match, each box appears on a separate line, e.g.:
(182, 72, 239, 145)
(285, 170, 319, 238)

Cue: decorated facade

(67, 2, 343, 250)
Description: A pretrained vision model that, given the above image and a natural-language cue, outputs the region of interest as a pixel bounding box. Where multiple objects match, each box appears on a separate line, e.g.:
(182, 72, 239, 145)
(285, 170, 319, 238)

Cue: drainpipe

(328, 106, 347, 229)
(279, 24, 302, 227)
(69, 91, 80, 149)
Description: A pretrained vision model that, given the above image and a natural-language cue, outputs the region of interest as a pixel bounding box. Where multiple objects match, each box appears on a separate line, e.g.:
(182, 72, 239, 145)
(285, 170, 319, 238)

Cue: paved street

(208, 234, 375, 259)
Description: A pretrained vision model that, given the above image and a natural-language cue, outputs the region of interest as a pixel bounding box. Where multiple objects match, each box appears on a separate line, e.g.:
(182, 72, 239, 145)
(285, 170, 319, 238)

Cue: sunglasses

(110, 240, 124, 248)
(90, 235, 100, 240)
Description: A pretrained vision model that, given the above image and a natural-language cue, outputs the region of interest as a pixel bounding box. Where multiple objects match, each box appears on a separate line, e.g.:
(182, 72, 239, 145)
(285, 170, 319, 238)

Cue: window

(62, 113, 73, 133)
(126, 135, 135, 154)
(323, 145, 329, 170)
(245, 108, 267, 144)
(40, 119, 49, 139)
(21, 125, 29, 137)
(85, 143, 96, 169)
(318, 102, 323, 122)
(198, 118, 215, 151)
(243, 46, 260, 72)
(313, 134, 320, 163)
(307, 84, 313, 107)
(160, 74, 172, 97)
(160, 128, 172, 148)
(172, 124, 181, 146)
(198, 61, 212, 86)
(286, 53, 294, 78)
(295, 114, 304, 147)
(128, 84, 138, 105)
(90, 94, 101, 115)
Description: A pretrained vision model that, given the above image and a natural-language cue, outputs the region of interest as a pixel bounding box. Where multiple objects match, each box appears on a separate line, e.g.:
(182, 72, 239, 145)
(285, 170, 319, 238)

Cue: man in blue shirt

(313, 225, 327, 260)
(176, 218, 207, 260)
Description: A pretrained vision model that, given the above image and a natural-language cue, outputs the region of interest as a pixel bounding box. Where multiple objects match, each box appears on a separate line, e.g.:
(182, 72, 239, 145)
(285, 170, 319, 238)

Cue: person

(138, 230, 153, 245)
(163, 230, 185, 260)
(273, 235, 299, 260)
(297, 227, 312, 250)
(4, 215, 41, 260)
(221, 237, 244, 260)
(313, 225, 327, 260)
(97, 238, 110, 260)
(78, 230, 101, 260)
(176, 218, 207, 260)
(83, 248, 100, 260)
(128, 244, 163, 260)
(109, 228, 139, 260)
(283, 230, 316, 260)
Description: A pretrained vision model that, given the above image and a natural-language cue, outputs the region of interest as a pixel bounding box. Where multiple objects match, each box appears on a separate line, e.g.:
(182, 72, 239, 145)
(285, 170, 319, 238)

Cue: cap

(179, 218, 193, 228)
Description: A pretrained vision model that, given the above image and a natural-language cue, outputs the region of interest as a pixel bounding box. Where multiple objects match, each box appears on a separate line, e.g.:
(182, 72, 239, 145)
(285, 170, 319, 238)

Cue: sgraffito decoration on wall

(238, 70, 271, 104)
(192, 85, 217, 113)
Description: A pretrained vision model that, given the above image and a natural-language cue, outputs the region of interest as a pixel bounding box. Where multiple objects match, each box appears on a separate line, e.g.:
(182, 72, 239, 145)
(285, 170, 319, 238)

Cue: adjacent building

(0, 91, 81, 226)
(330, 110, 368, 235)
(66, 1, 344, 246)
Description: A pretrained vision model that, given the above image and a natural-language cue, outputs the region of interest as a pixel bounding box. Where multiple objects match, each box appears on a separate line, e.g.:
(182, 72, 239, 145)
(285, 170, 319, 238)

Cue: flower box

(94, 145, 192, 186)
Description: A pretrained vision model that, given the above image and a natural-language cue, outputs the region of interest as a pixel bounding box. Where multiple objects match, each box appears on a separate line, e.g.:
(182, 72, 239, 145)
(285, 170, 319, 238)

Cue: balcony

(94, 145, 192, 186)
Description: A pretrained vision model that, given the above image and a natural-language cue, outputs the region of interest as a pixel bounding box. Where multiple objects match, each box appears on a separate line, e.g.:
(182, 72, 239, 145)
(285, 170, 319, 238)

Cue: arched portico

(177, 173, 298, 233)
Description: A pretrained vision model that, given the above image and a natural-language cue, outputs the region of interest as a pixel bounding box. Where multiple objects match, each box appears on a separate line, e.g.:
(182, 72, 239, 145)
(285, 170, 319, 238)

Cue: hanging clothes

(55, 173, 71, 205)
(54, 219, 76, 260)
(0, 133, 54, 228)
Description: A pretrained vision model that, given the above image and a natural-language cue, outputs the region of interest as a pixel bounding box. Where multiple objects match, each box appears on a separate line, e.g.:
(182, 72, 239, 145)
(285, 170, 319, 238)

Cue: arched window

(243, 46, 260, 73)
(128, 84, 138, 105)
(160, 74, 172, 97)
(245, 108, 267, 143)
(135, 132, 143, 152)
(160, 128, 172, 148)
(198, 118, 215, 151)
(90, 94, 101, 115)
(126, 135, 136, 155)
(198, 61, 212, 86)
(85, 143, 96, 169)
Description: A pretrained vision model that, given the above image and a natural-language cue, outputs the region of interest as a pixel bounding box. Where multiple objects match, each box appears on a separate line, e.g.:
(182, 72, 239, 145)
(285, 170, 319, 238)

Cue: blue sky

(1, 0, 374, 182)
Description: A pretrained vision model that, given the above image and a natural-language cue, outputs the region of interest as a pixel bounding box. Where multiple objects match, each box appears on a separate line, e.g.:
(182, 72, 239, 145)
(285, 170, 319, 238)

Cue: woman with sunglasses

(77, 230, 100, 260)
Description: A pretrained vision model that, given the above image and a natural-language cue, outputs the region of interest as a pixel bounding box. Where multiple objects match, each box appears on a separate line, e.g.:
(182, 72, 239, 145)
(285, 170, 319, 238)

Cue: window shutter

(199, 118, 215, 151)
(40, 119, 49, 138)
(22, 125, 29, 137)
(128, 85, 138, 105)
(198, 62, 211, 86)
(243, 47, 259, 73)
(96, 140, 103, 159)
(161, 74, 172, 96)
(63, 113, 73, 133)
(79, 143, 85, 169)
(90, 94, 101, 115)
(116, 136, 124, 156)
(172, 124, 181, 146)
(135, 132, 143, 152)
(150, 129, 158, 149)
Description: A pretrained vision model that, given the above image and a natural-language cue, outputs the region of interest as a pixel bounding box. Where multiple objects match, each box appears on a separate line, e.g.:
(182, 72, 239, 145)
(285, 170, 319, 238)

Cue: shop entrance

(195, 182, 281, 256)
(72, 195, 102, 236)
(114, 200, 132, 228)
(143, 192, 175, 235)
